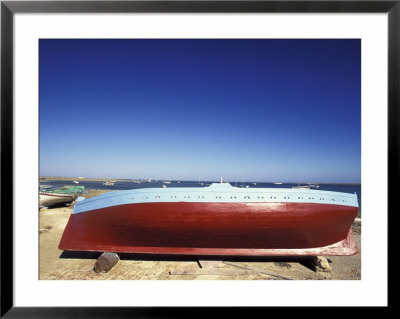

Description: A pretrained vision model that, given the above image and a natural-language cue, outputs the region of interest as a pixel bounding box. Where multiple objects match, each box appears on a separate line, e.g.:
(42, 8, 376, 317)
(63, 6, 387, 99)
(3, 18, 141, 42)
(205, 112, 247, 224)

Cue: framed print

(1, 0, 395, 316)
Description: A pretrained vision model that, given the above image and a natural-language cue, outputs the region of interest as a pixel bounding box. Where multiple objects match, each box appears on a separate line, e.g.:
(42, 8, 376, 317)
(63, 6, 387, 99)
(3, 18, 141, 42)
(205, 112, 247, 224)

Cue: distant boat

(39, 184, 52, 189)
(59, 182, 359, 256)
(292, 185, 311, 189)
(292, 183, 319, 190)
(73, 181, 79, 184)
(103, 181, 114, 186)
(39, 186, 84, 208)
(164, 181, 171, 184)
(274, 182, 283, 185)
(161, 185, 167, 188)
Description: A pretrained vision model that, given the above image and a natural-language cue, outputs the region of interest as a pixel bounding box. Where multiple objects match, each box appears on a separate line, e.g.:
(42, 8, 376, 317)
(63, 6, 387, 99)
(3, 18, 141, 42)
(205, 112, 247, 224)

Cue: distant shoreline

(40, 177, 133, 182)
(39, 177, 360, 185)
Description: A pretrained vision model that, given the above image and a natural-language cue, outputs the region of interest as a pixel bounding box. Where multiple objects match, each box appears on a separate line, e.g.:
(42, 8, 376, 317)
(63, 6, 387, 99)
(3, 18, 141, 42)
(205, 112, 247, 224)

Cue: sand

(39, 190, 361, 280)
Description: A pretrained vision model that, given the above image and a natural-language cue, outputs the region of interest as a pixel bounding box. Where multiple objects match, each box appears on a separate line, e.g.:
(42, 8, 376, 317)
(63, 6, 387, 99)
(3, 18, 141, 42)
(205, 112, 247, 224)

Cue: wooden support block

(94, 252, 120, 273)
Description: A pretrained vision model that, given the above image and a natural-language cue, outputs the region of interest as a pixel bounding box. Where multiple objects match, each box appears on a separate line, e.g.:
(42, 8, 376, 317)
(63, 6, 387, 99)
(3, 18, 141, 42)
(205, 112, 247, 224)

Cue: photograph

(38, 38, 361, 280)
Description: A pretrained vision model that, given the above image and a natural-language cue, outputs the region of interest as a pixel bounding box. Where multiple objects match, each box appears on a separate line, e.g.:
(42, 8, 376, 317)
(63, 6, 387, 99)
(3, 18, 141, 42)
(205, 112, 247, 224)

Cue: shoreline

(40, 177, 361, 185)
(40, 177, 134, 182)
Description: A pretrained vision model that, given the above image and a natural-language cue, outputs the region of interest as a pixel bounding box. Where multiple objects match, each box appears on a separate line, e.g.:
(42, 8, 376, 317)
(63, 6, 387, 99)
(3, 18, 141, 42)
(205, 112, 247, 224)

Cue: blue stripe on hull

(73, 183, 359, 214)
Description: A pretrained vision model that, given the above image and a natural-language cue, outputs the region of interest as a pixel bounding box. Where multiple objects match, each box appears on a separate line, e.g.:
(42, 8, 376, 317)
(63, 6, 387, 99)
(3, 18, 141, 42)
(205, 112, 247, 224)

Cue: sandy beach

(39, 189, 361, 280)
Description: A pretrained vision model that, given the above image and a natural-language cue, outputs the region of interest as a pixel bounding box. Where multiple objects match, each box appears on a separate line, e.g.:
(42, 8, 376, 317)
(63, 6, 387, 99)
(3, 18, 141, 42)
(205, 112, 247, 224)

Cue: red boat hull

(59, 202, 358, 256)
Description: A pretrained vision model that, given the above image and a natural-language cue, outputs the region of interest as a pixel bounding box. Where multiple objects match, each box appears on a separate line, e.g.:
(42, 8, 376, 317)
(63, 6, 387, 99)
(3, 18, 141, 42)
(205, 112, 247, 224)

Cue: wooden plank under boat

(58, 183, 358, 256)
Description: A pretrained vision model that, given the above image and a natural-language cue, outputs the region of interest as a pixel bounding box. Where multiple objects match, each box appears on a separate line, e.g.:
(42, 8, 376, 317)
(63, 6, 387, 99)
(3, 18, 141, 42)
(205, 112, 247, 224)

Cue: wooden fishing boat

(59, 182, 358, 256)
(40, 186, 85, 208)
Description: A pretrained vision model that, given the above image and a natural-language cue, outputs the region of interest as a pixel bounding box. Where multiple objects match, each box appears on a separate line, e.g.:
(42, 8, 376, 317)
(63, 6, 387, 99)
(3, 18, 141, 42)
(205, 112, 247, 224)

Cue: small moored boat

(39, 184, 52, 189)
(39, 186, 84, 208)
(292, 185, 311, 189)
(292, 183, 319, 190)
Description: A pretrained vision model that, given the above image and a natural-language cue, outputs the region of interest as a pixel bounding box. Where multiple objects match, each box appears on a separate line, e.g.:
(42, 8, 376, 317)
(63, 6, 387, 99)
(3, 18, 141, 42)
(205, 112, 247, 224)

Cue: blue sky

(39, 39, 360, 183)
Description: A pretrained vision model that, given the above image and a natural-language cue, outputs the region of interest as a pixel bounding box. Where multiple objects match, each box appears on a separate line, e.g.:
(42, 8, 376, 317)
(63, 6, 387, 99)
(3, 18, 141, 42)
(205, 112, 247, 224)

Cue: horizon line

(39, 176, 361, 185)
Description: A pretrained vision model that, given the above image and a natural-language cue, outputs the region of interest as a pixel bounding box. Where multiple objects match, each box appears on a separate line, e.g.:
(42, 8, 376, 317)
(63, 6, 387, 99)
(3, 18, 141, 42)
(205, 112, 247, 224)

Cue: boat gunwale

(72, 184, 359, 214)
(39, 193, 77, 198)
(77, 185, 358, 204)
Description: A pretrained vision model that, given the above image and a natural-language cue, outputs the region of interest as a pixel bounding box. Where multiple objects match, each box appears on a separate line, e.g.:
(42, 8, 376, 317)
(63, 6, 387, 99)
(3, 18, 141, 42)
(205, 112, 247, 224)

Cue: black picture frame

(1, 0, 395, 317)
